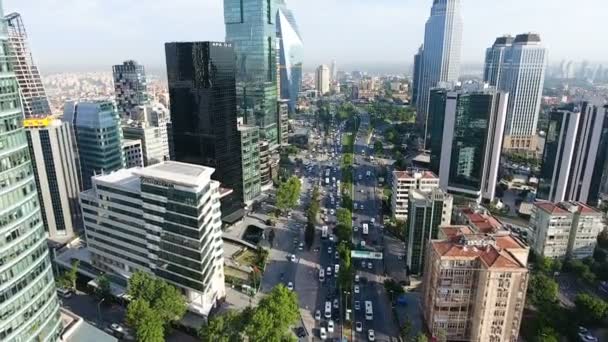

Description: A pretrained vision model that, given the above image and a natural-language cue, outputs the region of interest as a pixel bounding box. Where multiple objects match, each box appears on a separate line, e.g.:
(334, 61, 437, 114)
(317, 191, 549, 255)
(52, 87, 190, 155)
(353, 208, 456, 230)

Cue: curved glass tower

(276, 0, 303, 114)
(0, 1, 62, 340)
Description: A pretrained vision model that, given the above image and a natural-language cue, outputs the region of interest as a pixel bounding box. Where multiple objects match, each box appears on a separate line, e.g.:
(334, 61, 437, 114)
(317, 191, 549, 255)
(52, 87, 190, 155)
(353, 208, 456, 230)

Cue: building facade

(122, 120, 170, 166)
(25, 117, 81, 242)
(259, 140, 272, 189)
(422, 226, 529, 342)
(238, 122, 262, 204)
(405, 189, 452, 274)
(391, 170, 440, 220)
(412, 45, 424, 106)
(276, 0, 303, 114)
(165, 41, 244, 222)
(315, 64, 330, 96)
(4, 12, 51, 117)
(63, 101, 126, 190)
(80, 162, 226, 316)
(0, 2, 62, 337)
(531, 201, 604, 259)
(416, 0, 463, 139)
(277, 99, 289, 145)
(483, 35, 514, 88)
(112, 60, 149, 118)
(123, 139, 144, 168)
(537, 102, 608, 205)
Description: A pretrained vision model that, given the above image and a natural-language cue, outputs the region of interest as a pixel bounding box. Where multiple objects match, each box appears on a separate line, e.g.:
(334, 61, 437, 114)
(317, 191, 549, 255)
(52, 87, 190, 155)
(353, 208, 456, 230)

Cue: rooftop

(393, 170, 438, 181)
(93, 168, 141, 192)
(134, 161, 215, 187)
(431, 239, 525, 269)
(533, 201, 600, 215)
(459, 208, 502, 233)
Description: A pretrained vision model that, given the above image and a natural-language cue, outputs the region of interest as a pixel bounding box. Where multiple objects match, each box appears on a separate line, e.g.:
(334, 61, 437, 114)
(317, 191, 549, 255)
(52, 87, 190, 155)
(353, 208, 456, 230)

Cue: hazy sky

(4, 0, 607, 73)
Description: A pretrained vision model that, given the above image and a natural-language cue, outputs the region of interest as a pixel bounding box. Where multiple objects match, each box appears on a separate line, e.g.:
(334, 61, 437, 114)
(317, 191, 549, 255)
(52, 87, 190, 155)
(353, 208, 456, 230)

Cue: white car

(370, 218, 375, 224)
(354, 226, 359, 232)
(360, 205, 365, 210)
(315, 310, 321, 320)
(355, 322, 363, 332)
(320, 327, 327, 340)
(110, 323, 124, 335)
(327, 320, 334, 333)
(354, 301, 360, 310)
(287, 282, 294, 291)
(355, 274, 360, 283)
(290, 254, 296, 262)
(368, 329, 375, 341)
(328, 246, 332, 254)
(330, 209, 335, 215)
(327, 266, 332, 276)
(354, 285, 360, 294)
(368, 262, 373, 270)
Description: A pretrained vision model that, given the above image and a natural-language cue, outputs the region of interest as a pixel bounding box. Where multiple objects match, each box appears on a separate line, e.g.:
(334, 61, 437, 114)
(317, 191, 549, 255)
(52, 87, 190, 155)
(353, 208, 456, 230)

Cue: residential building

(122, 119, 170, 166)
(4, 12, 51, 117)
(122, 139, 144, 168)
(422, 226, 529, 342)
(0, 2, 62, 337)
(416, 0, 463, 140)
(531, 201, 604, 259)
(277, 99, 289, 145)
(63, 101, 125, 190)
(259, 140, 272, 189)
(391, 170, 440, 220)
(487, 33, 547, 152)
(24, 117, 81, 243)
(405, 189, 452, 274)
(454, 207, 503, 235)
(537, 102, 608, 205)
(429, 86, 508, 202)
(238, 121, 262, 204)
(165, 41, 244, 222)
(79, 161, 226, 316)
(276, 0, 303, 113)
(315, 64, 330, 96)
(112, 60, 149, 118)
(412, 45, 423, 106)
(224, 0, 279, 144)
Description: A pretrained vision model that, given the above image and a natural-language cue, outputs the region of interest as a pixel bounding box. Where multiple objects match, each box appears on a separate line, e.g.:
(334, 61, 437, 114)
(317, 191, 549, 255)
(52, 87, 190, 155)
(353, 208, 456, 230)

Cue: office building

(416, 0, 463, 138)
(391, 170, 440, 220)
(276, 0, 303, 113)
(4, 12, 51, 117)
(112, 60, 149, 118)
(63, 101, 125, 190)
(165, 41, 244, 222)
(123, 139, 144, 168)
(531, 201, 604, 259)
(429, 86, 507, 202)
(122, 116, 170, 166)
(315, 64, 330, 96)
(277, 99, 289, 145)
(537, 102, 608, 205)
(405, 189, 452, 274)
(486, 33, 547, 152)
(259, 140, 272, 189)
(80, 161, 226, 316)
(0, 2, 62, 338)
(422, 226, 529, 342)
(24, 117, 81, 242)
(238, 121, 262, 204)
(330, 60, 337, 81)
(224, 0, 279, 144)
(412, 45, 424, 106)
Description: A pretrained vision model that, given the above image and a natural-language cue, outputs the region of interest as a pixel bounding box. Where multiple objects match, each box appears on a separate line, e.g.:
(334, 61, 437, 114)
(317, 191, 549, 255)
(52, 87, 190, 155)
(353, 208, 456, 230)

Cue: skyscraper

(490, 33, 547, 152)
(416, 0, 463, 138)
(165, 41, 244, 221)
(276, 0, 303, 113)
(430, 86, 507, 202)
(238, 120, 262, 204)
(25, 117, 82, 243)
(4, 12, 51, 117)
(330, 59, 337, 81)
(0, 2, 62, 338)
(537, 102, 608, 205)
(224, 0, 279, 144)
(112, 60, 149, 118)
(412, 45, 424, 106)
(315, 64, 330, 96)
(63, 101, 126, 190)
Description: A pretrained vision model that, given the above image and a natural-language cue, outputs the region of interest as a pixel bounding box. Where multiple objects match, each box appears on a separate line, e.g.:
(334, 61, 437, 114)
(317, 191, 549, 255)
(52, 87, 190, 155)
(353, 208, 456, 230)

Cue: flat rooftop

(134, 161, 215, 187)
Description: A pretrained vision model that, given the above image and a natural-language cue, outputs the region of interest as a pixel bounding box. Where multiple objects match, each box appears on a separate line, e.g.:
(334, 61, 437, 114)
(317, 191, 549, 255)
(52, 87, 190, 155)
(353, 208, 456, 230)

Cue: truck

(322, 225, 328, 239)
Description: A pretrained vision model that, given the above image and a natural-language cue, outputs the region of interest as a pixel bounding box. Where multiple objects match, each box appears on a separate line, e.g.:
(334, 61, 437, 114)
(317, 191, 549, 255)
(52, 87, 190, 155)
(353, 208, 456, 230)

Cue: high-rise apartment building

(4, 12, 51, 117)
(0, 2, 62, 337)
(485, 33, 547, 152)
(276, 0, 303, 114)
(391, 170, 440, 220)
(405, 188, 452, 274)
(123, 139, 144, 168)
(416, 0, 463, 138)
(112, 60, 149, 118)
(429, 86, 507, 202)
(412, 45, 424, 106)
(224, 0, 279, 144)
(537, 102, 608, 205)
(24, 117, 81, 242)
(531, 201, 604, 260)
(422, 226, 529, 342)
(277, 99, 289, 145)
(165, 41, 244, 221)
(238, 121, 262, 204)
(315, 64, 330, 96)
(80, 161, 226, 316)
(63, 101, 126, 190)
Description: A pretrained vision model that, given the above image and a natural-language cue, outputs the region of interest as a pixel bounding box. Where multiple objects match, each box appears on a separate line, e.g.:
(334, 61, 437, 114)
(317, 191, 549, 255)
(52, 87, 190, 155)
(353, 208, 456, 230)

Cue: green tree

(598, 229, 608, 249)
(199, 310, 244, 342)
(400, 318, 412, 339)
(127, 271, 187, 324)
(528, 274, 558, 306)
(59, 260, 80, 290)
(336, 208, 352, 229)
(96, 274, 112, 301)
(243, 285, 300, 341)
(413, 333, 428, 342)
(126, 299, 164, 342)
(575, 293, 608, 324)
(533, 326, 559, 342)
(276, 176, 302, 212)
(374, 140, 384, 155)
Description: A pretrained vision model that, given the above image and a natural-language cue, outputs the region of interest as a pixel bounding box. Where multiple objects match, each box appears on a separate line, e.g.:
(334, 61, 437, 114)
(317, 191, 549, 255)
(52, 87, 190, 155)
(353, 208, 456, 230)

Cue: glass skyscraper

(276, 0, 303, 114)
(224, 0, 279, 145)
(112, 60, 149, 118)
(0, 1, 62, 339)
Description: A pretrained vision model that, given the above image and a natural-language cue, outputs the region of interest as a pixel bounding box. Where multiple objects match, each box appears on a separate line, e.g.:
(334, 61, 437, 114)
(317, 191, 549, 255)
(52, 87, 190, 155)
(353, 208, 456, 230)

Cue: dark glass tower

(165, 41, 244, 221)
(112, 60, 149, 118)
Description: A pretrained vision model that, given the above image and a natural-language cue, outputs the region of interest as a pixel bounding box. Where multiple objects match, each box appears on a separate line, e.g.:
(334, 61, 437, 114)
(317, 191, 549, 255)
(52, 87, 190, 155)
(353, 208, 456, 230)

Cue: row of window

(0, 256, 50, 305)
(0, 241, 47, 287)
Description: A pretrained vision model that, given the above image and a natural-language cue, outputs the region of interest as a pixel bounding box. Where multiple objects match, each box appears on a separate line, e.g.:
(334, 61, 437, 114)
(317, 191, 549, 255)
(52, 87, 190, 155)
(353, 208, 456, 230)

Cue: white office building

(391, 170, 440, 220)
(315, 64, 330, 96)
(122, 120, 170, 166)
(80, 161, 226, 316)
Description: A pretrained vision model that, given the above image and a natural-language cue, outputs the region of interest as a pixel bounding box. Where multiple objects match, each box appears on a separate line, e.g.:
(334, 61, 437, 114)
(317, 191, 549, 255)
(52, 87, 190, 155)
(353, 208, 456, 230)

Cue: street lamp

(97, 297, 105, 326)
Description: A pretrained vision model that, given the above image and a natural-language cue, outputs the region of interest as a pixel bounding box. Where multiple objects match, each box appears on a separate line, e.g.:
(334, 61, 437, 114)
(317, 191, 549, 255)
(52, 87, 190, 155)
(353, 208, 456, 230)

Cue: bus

(362, 223, 369, 235)
(365, 301, 373, 320)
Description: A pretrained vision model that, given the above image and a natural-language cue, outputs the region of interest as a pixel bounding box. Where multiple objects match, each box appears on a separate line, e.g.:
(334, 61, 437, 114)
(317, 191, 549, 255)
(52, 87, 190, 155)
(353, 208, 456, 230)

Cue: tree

(575, 293, 608, 324)
(127, 271, 187, 325)
(199, 311, 244, 342)
(400, 318, 412, 339)
(59, 260, 80, 290)
(276, 176, 301, 212)
(533, 326, 559, 342)
(243, 284, 300, 341)
(413, 333, 428, 342)
(96, 274, 112, 301)
(528, 274, 558, 306)
(126, 299, 164, 342)
(335, 224, 351, 243)
(374, 140, 384, 155)
(305, 222, 315, 248)
(598, 229, 608, 249)
(336, 208, 352, 229)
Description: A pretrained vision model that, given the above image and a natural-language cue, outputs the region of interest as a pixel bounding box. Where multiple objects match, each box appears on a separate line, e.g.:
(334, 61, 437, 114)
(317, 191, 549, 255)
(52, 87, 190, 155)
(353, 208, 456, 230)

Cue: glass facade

(165, 42, 244, 219)
(427, 88, 447, 174)
(406, 193, 447, 275)
(112, 60, 149, 118)
(276, 0, 303, 114)
(224, 0, 279, 144)
(0, 3, 62, 339)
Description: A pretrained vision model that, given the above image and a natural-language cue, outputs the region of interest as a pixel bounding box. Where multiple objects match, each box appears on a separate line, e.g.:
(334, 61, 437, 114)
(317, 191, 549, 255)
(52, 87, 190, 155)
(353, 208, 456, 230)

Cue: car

(368, 329, 375, 341)
(354, 285, 360, 293)
(355, 274, 360, 283)
(327, 266, 332, 276)
(371, 218, 375, 223)
(361, 260, 366, 268)
(110, 323, 124, 334)
(355, 322, 363, 332)
(360, 240, 366, 247)
(333, 298, 339, 309)
(354, 226, 358, 232)
(360, 204, 365, 210)
(328, 246, 332, 254)
(329, 235, 334, 242)
(287, 282, 294, 290)
(330, 209, 335, 215)
(578, 327, 599, 342)
(296, 326, 306, 338)
(360, 189, 365, 193)
(290, 254, 296, 262)
(368, 262, 373, 269)
(320, 327, 327, 340)
(57, 287, 72, 299)
(354, 301, 361, 310)
(298, 242, 304, 251)
(327, 320, 334, 333)
(335, 251, 339, 259)
(315, 310, 321, 320)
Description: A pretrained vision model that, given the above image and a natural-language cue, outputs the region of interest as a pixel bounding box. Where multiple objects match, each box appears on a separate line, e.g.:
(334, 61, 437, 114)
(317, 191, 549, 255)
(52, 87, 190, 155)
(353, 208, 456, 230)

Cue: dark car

(295, 327, 306, 338)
